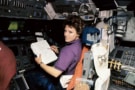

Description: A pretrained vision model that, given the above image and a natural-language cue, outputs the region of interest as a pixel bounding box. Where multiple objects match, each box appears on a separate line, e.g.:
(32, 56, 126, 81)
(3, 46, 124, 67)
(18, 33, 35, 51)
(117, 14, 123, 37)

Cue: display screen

(115, 50, 123, 59)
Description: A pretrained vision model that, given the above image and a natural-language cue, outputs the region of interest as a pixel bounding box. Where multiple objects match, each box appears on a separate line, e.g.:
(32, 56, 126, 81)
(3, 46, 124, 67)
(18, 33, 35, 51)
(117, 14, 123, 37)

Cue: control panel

(110, 46, 135, 67)
(109, 46, 135, 89)
(0, 27, 38, 73)
(0, 0, 47, 19)
(7, 43, 36, 72)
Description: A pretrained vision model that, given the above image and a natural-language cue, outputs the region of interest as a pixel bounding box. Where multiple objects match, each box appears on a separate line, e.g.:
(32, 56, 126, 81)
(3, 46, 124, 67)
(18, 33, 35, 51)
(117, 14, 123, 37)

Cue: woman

(27, 15, 84, 90)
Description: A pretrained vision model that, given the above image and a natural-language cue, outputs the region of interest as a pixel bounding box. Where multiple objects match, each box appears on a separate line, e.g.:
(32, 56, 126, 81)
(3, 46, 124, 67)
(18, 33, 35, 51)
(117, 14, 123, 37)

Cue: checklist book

(30, 40, 58, 64)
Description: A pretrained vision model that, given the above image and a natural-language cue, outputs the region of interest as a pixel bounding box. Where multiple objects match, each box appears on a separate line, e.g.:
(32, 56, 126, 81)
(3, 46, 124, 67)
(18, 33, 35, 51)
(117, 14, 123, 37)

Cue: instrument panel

(7, 43, 36, 72)
(110, 46, 135, 67)
(0, 0, 47, 19)
(109, 46, 135, 89)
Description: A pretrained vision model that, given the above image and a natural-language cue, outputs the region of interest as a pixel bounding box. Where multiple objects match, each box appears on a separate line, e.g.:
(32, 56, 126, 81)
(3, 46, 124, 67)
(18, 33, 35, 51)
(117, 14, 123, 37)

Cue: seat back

(67, 46, 89, 90)
(0, 41, 16, 90)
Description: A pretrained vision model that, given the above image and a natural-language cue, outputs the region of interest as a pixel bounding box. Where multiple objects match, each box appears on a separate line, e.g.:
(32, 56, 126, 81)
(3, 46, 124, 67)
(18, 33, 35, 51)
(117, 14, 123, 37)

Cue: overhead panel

(0, 0, 47, 19)
(92, 0, 134, 10)
(52, 0, 88, 14)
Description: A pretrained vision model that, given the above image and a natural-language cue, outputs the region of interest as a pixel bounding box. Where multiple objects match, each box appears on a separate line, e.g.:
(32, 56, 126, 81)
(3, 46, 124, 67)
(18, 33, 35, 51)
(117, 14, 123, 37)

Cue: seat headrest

(82, 26, 100, 46)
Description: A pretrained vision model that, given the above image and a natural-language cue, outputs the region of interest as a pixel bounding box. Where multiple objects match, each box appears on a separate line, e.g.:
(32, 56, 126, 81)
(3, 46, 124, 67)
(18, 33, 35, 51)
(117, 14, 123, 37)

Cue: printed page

(31, 40, 57, 64)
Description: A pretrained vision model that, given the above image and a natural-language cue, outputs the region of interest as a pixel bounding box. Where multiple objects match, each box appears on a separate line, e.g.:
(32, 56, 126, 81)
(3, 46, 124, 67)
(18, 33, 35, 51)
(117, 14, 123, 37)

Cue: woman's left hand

(35, 54, 42, 65)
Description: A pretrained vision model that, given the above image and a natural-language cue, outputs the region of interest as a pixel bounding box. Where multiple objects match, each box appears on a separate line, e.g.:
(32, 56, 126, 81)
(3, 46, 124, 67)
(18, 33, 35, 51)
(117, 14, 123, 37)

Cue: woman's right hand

(50, 45, 59, 54)
(35, 54, 42, 65)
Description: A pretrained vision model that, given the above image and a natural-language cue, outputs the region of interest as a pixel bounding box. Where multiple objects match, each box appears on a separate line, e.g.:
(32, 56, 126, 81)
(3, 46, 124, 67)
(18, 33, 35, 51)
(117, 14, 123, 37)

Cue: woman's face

(64, 25, 79, 42)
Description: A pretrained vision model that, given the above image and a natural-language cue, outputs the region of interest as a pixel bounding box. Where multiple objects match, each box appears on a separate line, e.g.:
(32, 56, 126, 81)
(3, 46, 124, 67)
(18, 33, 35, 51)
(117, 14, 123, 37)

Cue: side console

(109, 46, 135, 89)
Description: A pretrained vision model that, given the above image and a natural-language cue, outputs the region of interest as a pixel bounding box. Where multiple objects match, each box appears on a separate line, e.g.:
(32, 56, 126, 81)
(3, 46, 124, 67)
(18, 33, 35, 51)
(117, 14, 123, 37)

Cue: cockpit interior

(0, 0, 135, 90)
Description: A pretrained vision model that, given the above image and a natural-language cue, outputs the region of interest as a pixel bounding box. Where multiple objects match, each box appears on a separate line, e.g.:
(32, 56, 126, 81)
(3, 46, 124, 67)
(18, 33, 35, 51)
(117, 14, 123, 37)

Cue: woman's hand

(50, 45, 59, 54)
(35, 54, 42, 65)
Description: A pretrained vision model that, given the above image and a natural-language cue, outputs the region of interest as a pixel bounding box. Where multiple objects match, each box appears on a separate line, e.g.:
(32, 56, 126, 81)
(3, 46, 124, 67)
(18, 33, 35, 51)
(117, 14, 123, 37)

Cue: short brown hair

(63, 15, 85, 36)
